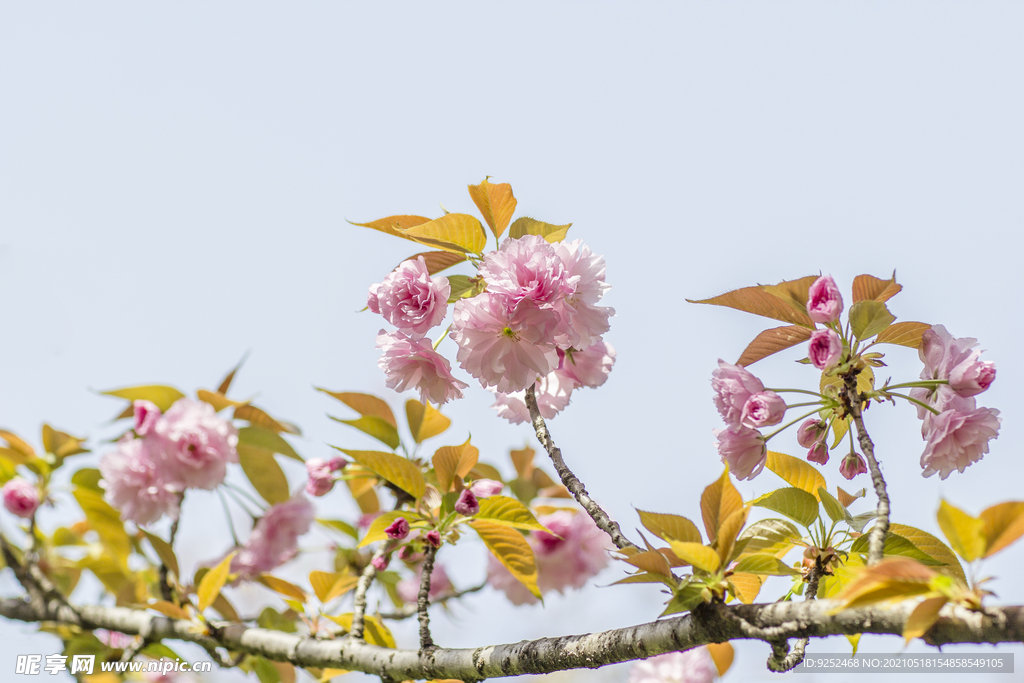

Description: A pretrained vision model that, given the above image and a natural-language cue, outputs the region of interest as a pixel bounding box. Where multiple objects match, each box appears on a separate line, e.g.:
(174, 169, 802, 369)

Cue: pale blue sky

(1, 3, 1022, 682)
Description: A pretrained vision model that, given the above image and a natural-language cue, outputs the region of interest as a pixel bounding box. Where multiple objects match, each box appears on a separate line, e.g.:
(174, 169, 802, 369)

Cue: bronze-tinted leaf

(979, 501, 1024, 558)
(700, 470, 743, 544)
(396, 214, 487, 254)
(875, 322, 931, 349)
(852, 273, 902, 303)
(317, 390, 397, 428)
(396, 250, 467, 275)
(350, 215, 432, 241)
(468, 178, 517, 239)
(507, 217, 571, 243)
(688, 285, 813, 328)
(735, 325, 813, 366)
(405, 400, 451, 443)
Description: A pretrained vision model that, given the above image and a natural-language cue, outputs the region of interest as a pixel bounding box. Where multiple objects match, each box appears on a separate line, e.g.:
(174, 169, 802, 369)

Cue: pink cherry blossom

(372, 555, 390, 571)
(807, 441, 829, 465)
(305, 458, 337, 497)
(489, 369, 574, 425)
(917, 325, 996, 398)
(714, 426, 767, 481)
(151, 398, 238, 490)
(479, 234, 575, 307)
(425, 530, 442, 547)
(455, 489, 479, 516)
(551, 239, 615, 349)
(711, 360, 765, 428)
(385, 517, 410, 540)
(450, 294, 560, 393)
(99, 437, 181, 525)
(367, 256, 450, 338)
(806, 275, 844, 324)
(808, 329, 842, 370)
(839, 453, 868, 480)
(133, 400, 161, 436)
(949, 360, 996, 398)
(920, 406, 1001, 479)
(2, 478, 40, 519)
(740, 391, 786, 428)
(375, 330, 468, 405)
(487, 510, 612, 605)
(559, 340, 616, 389)
(396, 562, 454, 604)
(96, 629, 134, 649)
(469, 479, 504, 497)
(796, 419, 827, 448)
(231, 495, 315, 579)
(628, 649, 717, 683)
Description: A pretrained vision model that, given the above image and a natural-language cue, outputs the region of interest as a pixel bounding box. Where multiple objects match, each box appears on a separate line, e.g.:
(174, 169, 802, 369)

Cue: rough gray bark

(3, 594, 1022, 681)
(842, 372, 890, 565)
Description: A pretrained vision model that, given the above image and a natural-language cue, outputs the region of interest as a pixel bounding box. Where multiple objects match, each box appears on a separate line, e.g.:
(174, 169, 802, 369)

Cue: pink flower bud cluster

(230, 495, 315, 579)
(909, 325, 1000, 479)
(99, 399, 239, 525)
(710, 360, 784, 480)
(305, 456, 347, 497)
(797, 419, 829, 465)
(2, 478, 41, 519)
(806, 276, 844, 369)
(486, 509, 612, 605)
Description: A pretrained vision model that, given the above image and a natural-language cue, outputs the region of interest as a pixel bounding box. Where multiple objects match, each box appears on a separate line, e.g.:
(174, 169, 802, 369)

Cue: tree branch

(351, 542, 391, 640)
(524, 385, 638, 551)
(417, 545, 437, 652)
(842, 371, 889, 565)
(378, 582, 486, 621)
(2, 595, 1022, 680)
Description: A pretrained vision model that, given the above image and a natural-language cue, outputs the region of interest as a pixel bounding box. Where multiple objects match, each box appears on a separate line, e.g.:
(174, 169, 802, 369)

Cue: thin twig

(378, 582, 487, 621)
(417, 545, 438, 652)
(524, 385, 638, 551)
(842, 372, 889, 565)
(350, 542, 393, 640)
(766, 557, 823, 672)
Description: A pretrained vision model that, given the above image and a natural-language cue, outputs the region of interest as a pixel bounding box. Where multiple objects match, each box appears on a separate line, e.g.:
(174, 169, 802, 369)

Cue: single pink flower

(740, 391, 786, 428)
(714, 426, 767, 481)
(551, 239, 615, 349)
(372, 555, 390, 571)
(806, 275, 844, 324)
(808, 329, 842, 370)
(305, 458, 337, 497)
(628, 649, 716, 683)
(367, 256, 450, 338)
(949, 360, 996, 398)
(559, 340, 616, 389)
(450, 294, 560, 393)
(385, 517, 410, 540)
(99, 437, 181, 525)
(375, 330, 468, 405)
(479, 235, 575, 308)
(151, 398, 238, 490)
(711, 360, 765, 428)
(396, 562, 454, 604)
(489, 368, 574, 425)
(839, 453, 868, 480)
(796, 419, 828, 448)
(920, 406, 1001, 479)
(469, 479, 504, 497)
(2, 478, 40, 519)
(487, 510, 612, 605)
(455, 489, 479, 516)
(230, 495, 315, 579)
(807, 441, 829, 465)
(133, 400, 161, 437)
(917, 324, 996, 399)
(425, 530, 442, 548)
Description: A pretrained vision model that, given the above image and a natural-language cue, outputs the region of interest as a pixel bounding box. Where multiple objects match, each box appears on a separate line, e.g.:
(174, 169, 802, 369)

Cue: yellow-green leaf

(700, 469, 743, 544)
(903, 596, 948, 643)
(851, 273, 902, 303)
(147, 599, 191, 620)
(142, 530, 179, 578)
(330, 416, 400, 450)
(737, 519, 801, 558)
(751, 488, 819, 529)
(623, 550, 674, 578)
(471, 520, 540, 598)
(937, 500, 986, 562)
(732, 554, 799, 576)
(850, 533, 943, 566)
(399, 251, 467, 275)
(309, 571, 359, 603)
(475, 496, 548, 532)
(715, 507, 749, 565)
(849, 300, 896, 340)
(238, 426, 302, 461)
(237, 444, 290, 505)
(73, 488, 131, 568)
(338, 449, 425, 500)
(325, 613, 395, 648)
(349, 214, 431, 241)
(216, 355, 247, 395)
(821, 365, 874, 396)
(0, 430, 36, 458)
(766, 451, 826, 500)
(432, 438, 480, 492)
(257, 574, 308, 603)
(687, 282, 814, 328)
(468, 178, 517, 239)
(761, 275, 819, 320)
(42, 425, 89, 460)
(317, 390, 397, 428)
(405, 400, 451, 443)
(834, 557, 938, 610)
(101, 385, 185, 412)
(875, 322, 931, 349)
(234, 405, 300, 435)
(667, 541, 721, 573)
(197, 389, 247, 412)
(729, 572, 765, 604)
(637, 510, 702, 544)
(197, 552, 236, 613)
(736, 325, 814, 366)
(356, 511, 407, 548)
(507, 217, 571, 243)
(818, 487, 848, 525)
(396, 213, 487, 254)
(887, 523, 966, 585)
(980, 501, 1024, 558)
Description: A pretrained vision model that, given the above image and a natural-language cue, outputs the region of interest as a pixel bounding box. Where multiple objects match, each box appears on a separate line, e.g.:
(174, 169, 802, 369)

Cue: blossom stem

(223, 483, 268, 514)
(766, 388, 826, 399)
(885, 392, 941, 416)
(785, 401, 824, 410)
(763, 408, 824, 442)
(417, 545, 438, 652)
(524, 385, 638, 551)
(432, 324, 452, 351)
(841, 372, 889, 565)
(217, 489, 241, 547)
(159, 509, 182, 603)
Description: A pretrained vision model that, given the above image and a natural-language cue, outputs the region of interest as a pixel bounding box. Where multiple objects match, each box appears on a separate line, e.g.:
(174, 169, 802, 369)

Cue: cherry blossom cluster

(98, 399, 239, 525)
(368, 235, 616, 423)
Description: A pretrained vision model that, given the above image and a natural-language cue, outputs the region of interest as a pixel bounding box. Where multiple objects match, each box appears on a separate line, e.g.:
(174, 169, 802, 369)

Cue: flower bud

(806, 275, 844, 323)
(796, 419, 828, 448)
(2, 479, 40, 519)
(949, 359, 996, 398)
(469, 478, 504, 498)
(385, 517, 410, 540)
(454, 489, 480, 516)
(839, 453, 868, 480)
(425, 530, 442, 548)
(327, 456, 348, 472)
(132, 400, 161, 437)
(740, 391, 786, 428)
(305, 458, 336, 497)
(808, 329, 842, 370)
(807, 441, 829, 465)
(371, 555, 390, 571)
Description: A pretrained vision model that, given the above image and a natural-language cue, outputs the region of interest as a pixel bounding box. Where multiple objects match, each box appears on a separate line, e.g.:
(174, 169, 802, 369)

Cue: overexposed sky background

(1, 3, 1022, 682)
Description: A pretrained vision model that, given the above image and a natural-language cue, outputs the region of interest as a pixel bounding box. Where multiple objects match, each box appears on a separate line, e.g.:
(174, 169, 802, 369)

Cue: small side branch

(524, 385, 638, 551)
(417, 545, 438, 652)
(351, 543, 390, 640)
(842, 372, 890, 565)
